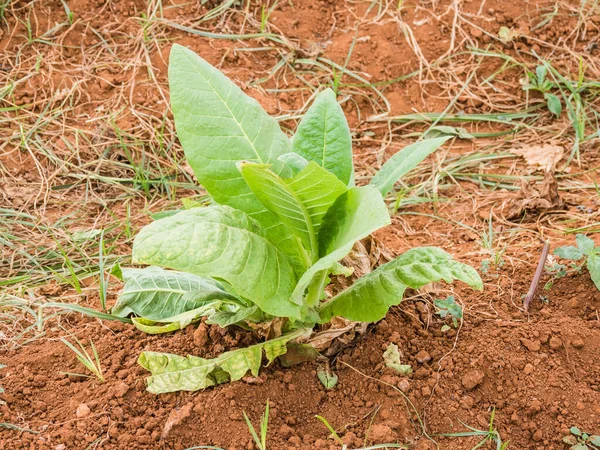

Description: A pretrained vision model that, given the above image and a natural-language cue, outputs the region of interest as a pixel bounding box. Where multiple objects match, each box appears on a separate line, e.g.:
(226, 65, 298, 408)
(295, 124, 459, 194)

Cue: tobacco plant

(112, 45, 482, 393)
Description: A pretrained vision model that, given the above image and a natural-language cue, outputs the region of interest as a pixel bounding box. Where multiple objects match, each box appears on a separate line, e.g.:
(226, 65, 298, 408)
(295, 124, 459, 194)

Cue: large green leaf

(290, 186, 390, 305)
(291, 89, 354, 186)
(169, 44, 305, 269)
(111, 266, 242, 321)
(369, 137, 451, 196)
(138, 329, 310, 394)
(132, 206, 300, 318)
(240, 161, 347, 262)
(319, 247, 483, 323)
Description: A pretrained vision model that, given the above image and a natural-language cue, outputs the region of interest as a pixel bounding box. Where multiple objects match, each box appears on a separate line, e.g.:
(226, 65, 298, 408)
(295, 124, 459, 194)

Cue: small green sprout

(554, 234, 600, 291)
(563, 426, 600, 449)
(434, 296, 463, 328)
(61, 337, 105, 382)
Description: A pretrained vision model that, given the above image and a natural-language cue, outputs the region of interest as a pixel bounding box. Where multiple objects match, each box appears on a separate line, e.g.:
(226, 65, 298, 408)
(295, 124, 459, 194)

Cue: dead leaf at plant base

(504, 171, 565, 220)
(509, 144, 564, 173)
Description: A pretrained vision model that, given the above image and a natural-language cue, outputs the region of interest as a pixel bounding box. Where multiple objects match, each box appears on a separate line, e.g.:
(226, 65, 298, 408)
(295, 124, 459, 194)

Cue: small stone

(415, 350, 432, 364)
(421, 386, 432, 397)
(110, 382, 130, 398)
(571, 338, 584, 349)
(341, 431, 358, 446)
(532, 429, 543, 441)
(76, 403, 90, 418)
(576, 401, 585, 410)
(369, 424, 396, 443)
(549, 336, 562, 350)
(397, 378, 410, 393)
(278, 424, 294, 439)
(288, 435, 301, 446)
(470, 27, 483, 38)
(523, 363, 534, 375)
(461, 369, 485, 391)
(530, 399, 541, 413)
(521, 338, 541, 352)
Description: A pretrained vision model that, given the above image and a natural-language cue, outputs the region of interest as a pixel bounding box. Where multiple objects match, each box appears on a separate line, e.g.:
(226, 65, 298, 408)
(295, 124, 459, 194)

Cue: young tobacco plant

(111, 45, 483, 394)
(554, 234, 600, 291)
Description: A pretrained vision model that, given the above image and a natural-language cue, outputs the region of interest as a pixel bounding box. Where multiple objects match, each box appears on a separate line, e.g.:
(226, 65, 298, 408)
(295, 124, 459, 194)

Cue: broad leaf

(576, 234, 595, 255)
(319, 247, 483, 323)
(588, 254, 600, 291)
(132, 206, 300, 318)
(554, 245, 583, 261)
(169, 44, 305, 269)
(290, 186, 390, 305)
(291, 89, 354, 185)
(369, 136, 451, 196)
(207, 305, 261, 328)
(111, 266, 242, 321)
(240, 161, 347, 261)
(138, 329, 310, 393)
(277, 152, 309, 175)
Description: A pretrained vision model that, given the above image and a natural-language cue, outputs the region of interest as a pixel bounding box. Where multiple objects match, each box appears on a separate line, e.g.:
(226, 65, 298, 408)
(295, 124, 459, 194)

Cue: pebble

(369, 424, 396, 443)
(76, 404, 90, 418)
(461, 369, 485, 391)
(524, 363, 534, 375)
(415, 350, 432, 364)
(521, 338, 541, 352)
(549, 336, 562, 350)
(397, 378, 410, 393)
(571, 338, 585, 349)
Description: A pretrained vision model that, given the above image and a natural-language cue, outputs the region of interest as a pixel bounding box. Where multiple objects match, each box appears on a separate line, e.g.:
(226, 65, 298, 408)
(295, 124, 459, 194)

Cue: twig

(523, 241, 550, 311)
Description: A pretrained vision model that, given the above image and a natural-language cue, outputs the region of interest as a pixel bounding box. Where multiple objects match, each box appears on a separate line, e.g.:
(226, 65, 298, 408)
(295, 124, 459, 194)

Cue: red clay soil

(1, 0, 600, 449)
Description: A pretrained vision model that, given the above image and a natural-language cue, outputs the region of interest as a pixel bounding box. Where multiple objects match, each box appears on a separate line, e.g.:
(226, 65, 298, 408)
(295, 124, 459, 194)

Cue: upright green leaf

(588, 254, 600, 291)
(291, 89, 354, 186)
(240, 161, 347, 262)
(138, 329, 310, 393)
(111, 266, 242, 321)
(169, 44, 305, 269)
(132, 206, 300, 318)
(370, 137, 451, 196)
(290, 186, 390, 304)
(319, 247, 483, 323)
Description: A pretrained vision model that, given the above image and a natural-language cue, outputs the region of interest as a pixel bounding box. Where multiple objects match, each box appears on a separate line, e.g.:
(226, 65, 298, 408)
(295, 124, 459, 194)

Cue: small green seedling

(434, 295, 463, 328)
(61, 337, 105, 382)
(554, 234, 600, 291)
(523, 65, 562, 116)
(439, 408, 508, 449)
(314, 415, 344, 446)
(563, 426, 600, 449)
(317, 364, 338, 389)
(243, 401, 269, 450)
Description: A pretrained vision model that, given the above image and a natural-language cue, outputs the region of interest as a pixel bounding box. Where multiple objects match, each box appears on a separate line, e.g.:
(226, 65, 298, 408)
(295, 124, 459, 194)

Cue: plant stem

(524, 240, 550, 310)
(305, 270, 328, 307)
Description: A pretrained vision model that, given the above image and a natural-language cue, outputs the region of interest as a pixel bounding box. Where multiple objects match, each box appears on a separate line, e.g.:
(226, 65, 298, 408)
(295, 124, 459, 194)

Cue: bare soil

(1, 0, 600, 449)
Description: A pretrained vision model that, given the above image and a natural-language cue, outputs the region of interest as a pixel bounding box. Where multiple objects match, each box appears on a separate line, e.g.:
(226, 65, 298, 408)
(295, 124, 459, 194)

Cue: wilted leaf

(383, 343, 412, 375)
(138, 329, 310, 393)
(505, 171, 565, 220)
(509, 144, 564, 172)
(498, 26, 519, 42)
